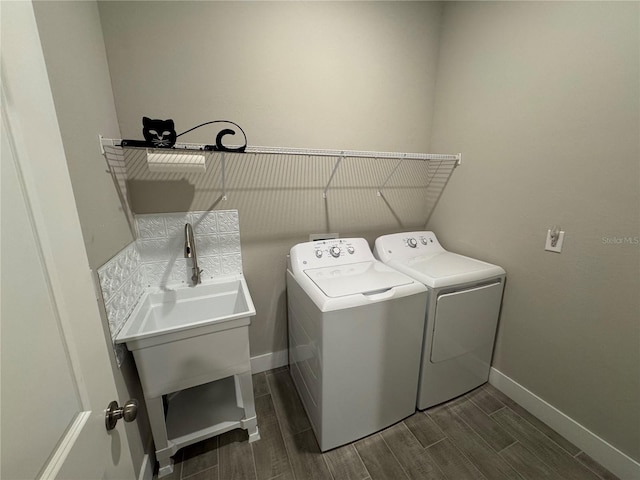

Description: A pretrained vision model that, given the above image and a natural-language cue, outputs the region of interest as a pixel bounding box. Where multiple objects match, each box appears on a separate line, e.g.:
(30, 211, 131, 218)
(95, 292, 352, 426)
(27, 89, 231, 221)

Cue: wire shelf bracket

(323, 155, 344, 198)
(377, 156, 404, 197)
(220, 152, 227, 201)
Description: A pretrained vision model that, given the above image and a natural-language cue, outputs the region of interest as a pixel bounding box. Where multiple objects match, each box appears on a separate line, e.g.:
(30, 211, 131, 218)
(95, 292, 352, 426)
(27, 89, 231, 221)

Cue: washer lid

(393, 252, 505, 288)
(304, 261, 414, 297)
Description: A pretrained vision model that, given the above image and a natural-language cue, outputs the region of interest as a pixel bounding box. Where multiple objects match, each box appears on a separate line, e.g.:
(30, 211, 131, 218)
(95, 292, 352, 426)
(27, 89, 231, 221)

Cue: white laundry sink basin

(116, 276, 255, 349)
(116, 275, 256, 397)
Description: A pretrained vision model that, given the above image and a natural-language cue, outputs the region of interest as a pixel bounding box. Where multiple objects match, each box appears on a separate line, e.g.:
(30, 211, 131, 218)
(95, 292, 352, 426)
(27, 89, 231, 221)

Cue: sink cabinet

(116, 277, 259, 477)
(137, 331, 259, 478)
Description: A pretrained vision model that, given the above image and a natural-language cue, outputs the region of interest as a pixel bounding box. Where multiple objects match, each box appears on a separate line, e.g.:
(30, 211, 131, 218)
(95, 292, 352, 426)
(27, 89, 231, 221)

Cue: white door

(0, 2, 136, 479)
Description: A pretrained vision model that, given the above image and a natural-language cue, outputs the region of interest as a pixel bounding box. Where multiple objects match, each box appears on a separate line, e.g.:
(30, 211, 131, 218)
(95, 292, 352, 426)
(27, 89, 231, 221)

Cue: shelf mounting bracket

(377, 155, 406, 197)
(221, 152, 227, 200)
(323, 155, 344, 198)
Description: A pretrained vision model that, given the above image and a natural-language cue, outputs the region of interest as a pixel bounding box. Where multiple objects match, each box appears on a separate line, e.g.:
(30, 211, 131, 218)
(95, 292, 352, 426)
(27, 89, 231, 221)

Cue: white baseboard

(137, 453, 153, 480)
(489, 367, 640, 480)
(250, 349, 288, 374)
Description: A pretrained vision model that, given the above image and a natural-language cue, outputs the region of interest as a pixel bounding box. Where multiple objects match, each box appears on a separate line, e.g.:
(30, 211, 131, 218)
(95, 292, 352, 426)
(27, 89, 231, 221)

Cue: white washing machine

(287, 238, 427, 451)
(374, 232, 506, 410)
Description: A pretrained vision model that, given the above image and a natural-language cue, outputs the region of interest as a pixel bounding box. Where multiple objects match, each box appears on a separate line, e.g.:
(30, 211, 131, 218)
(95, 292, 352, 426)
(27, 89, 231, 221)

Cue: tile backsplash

(97, 242, 145, 366)
(136, 210, 242, 286)
(97, 209, 243, 366)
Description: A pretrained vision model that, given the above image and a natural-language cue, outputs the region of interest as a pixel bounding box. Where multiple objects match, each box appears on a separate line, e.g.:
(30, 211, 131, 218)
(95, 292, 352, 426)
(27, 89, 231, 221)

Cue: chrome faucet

(184, 223, 202, 285)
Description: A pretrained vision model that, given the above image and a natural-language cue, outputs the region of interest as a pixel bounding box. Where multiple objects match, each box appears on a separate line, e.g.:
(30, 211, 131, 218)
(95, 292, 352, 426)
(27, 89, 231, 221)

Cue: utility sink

(116, 275, 256, 397)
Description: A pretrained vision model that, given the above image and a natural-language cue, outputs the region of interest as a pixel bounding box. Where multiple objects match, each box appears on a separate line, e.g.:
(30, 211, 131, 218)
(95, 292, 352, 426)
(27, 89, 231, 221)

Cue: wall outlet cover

(545, 230, 565, 253)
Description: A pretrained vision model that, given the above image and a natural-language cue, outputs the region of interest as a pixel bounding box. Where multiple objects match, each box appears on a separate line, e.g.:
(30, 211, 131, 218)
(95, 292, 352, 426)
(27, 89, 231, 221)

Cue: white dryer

(374, 232, 506, 410)
(287, 238, 427, 451)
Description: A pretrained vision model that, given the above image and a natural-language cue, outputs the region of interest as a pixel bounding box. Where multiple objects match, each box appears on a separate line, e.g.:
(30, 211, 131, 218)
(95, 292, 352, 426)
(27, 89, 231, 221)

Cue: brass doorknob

(105, 399, 138, 431)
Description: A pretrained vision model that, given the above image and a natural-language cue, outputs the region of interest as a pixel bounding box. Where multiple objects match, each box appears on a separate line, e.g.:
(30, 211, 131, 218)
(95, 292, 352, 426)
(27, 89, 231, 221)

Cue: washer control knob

(420, 237, 428, 245)
(330, 246, 341, 258)
(347, 246, 355, 254)
(407, 238, 418, 248)
(315, 249, 323, 258)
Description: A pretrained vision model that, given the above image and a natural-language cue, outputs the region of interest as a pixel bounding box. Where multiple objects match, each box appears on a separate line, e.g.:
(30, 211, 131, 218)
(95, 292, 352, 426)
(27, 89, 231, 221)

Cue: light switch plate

(545, 230, 565, 253)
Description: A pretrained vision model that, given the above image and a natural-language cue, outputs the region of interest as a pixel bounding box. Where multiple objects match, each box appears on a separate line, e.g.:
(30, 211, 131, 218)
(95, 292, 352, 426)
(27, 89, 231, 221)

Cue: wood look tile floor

(155, 367, 619, 480)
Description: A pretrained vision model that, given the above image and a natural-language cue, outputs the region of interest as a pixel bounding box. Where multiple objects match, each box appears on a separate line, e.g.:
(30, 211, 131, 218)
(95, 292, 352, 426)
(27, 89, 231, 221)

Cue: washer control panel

(404, 234, 437, 248)
(374, 231, 445, 263)
(290, 238, 374, 273)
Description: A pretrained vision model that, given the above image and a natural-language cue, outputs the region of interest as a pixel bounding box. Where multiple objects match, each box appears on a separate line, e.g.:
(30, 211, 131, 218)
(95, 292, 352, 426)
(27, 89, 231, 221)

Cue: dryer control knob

(407, 238, 418, 248)
(330, 246, 341, 257)
(315, 249, 323, 258)
(347, 246, 355, 254)
(420, 237, 428, 245)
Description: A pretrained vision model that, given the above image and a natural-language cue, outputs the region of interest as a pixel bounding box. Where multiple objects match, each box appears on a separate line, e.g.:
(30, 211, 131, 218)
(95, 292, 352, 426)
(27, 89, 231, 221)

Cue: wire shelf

(99, 137, 460, 236)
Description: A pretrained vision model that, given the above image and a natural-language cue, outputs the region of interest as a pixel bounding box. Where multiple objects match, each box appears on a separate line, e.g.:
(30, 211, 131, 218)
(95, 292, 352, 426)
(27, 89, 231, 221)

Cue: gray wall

(98, 1, 446, 357)
(33, 2, 149, 474)
(428, 2, 639, 461)
(32, 1, 132, 268)
(98, 1, 442, 152)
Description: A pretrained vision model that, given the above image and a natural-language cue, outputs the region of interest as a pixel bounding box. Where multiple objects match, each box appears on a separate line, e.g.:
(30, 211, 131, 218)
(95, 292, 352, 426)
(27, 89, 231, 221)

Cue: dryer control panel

(290, 238, 375, 274)
(374, 231, 445, 263)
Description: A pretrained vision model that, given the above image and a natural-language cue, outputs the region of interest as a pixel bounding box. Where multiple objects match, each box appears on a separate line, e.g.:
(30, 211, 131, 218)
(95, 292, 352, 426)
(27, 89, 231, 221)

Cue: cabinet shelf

(165, 376, 244, 446)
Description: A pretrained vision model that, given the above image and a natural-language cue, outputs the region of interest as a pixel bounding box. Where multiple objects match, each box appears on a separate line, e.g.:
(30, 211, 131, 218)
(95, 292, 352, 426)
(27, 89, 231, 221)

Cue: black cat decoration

(142, 117, 177, 148)
(122, 117, 247, 153)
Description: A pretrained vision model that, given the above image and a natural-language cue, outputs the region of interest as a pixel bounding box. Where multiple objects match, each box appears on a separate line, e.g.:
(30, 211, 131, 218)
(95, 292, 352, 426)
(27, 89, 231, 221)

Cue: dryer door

(430, 282, 503, 363)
